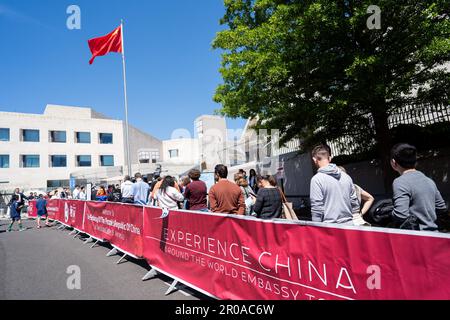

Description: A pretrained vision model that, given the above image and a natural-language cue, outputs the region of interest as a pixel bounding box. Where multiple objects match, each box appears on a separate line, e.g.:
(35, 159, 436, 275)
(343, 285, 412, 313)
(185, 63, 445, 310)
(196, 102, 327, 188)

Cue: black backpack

(368, 199, 394, 226)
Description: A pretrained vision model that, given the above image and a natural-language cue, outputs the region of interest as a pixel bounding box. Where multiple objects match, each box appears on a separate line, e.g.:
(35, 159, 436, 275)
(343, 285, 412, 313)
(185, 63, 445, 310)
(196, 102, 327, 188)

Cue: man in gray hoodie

(310, 145, 359, 224)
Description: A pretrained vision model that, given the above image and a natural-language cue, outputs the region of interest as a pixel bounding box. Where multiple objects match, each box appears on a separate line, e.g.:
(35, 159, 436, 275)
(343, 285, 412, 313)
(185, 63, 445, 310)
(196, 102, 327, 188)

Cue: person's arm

(392, 180, 411, 223)
(252, 190, 264, 216)
(360, 188, 375, 216)
(310, 178, 324, 222)
(349, 182, 360, 215)
(171, 188, 185, 202)
(237, 190, 245, 215)
(435, 187, 448, 216)
(208, 187, 218, 212)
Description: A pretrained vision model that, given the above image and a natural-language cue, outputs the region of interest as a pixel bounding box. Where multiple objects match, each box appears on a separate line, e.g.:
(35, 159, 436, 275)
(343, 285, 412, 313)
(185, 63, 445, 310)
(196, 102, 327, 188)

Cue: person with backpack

(390, 143, 447, 231)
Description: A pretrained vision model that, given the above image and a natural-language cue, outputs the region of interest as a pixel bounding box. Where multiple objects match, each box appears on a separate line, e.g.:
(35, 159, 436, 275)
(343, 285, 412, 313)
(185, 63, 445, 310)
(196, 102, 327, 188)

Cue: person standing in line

(390, 143, 447, 231)
(79, 186, 87, 200)
(235, 175, 256, 216)
(7, 195, 25, 232)
(133, 173, 150, 205)
(309, 145, 359, 225)
(248, 169, 258, 194)
(151, 176, 180, 204)
(252, 175, 283, 219)
(51, 189, 60, 199)
(156, 176, 184, 210)
(96, 186, 108, 201)
(338, 166, 374, 226)
(72, 185, 81, 200)
(120, 175, 134, 203)
(209, 164, 245, 215)
(184, 169, 208, 212)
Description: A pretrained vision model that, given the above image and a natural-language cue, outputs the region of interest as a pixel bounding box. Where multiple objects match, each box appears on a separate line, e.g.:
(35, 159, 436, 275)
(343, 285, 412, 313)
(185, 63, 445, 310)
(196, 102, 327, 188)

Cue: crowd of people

(5, 143, 448, 233)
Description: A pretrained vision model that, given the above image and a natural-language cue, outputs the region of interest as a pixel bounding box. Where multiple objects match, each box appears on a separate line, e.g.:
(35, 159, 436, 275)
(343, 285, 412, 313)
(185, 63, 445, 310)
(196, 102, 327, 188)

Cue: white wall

(162, 138, 199, 165)
(0, 106, 125, 191)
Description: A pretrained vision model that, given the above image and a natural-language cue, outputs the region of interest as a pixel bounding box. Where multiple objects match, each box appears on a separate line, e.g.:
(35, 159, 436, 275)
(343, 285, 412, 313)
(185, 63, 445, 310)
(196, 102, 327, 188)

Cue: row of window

(0, 155, 114, 168)
(0, 128, 113, 144)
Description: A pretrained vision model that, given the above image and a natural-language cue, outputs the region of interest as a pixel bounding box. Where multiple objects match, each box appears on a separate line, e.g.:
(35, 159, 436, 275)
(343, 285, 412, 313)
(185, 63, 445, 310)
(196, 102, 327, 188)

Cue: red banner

(84, 202, 144, 257)
(59, 200, 85, 230)
(142, 207, 450, 300)
(27, 200, 37, 218)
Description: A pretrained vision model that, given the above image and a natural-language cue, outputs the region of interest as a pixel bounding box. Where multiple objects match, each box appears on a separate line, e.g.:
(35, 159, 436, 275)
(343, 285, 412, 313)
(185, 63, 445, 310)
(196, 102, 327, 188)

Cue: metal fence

(329, 102, 450, 157)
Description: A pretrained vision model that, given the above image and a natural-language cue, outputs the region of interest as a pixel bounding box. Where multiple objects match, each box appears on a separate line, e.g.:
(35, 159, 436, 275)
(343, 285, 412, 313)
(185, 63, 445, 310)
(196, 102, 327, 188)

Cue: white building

(0, 104, 162, 191)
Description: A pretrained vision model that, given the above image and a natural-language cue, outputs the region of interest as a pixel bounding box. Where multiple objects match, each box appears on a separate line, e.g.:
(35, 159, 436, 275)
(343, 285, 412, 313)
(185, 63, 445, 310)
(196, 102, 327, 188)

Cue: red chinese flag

(88, 25, 122, 65)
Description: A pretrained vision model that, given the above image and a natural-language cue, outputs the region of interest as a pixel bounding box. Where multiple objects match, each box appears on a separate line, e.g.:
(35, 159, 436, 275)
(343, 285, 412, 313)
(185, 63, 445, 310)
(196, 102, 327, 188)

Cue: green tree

(213, 0, 450, 191)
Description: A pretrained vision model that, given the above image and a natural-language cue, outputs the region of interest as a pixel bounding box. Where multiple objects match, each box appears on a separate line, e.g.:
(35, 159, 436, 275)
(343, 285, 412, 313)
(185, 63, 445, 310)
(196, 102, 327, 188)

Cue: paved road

(0, 219, 205, 300)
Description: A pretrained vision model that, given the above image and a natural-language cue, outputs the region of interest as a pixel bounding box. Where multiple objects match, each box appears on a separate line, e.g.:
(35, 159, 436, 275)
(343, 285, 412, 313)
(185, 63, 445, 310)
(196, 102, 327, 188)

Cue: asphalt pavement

(0, 219, 205, 300)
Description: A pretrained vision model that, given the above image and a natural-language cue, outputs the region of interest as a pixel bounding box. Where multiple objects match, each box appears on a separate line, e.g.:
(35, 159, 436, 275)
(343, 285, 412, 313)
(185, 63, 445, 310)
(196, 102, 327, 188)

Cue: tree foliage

(213, 0, 450, 153)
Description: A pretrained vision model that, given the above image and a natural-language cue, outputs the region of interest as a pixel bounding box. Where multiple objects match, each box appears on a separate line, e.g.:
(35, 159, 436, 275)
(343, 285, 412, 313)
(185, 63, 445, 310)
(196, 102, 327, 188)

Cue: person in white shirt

(72, 185, 81, 200)
(121, 175, 134, 204)
(79, 186, 87, 200)
(156, 176, 184, 210)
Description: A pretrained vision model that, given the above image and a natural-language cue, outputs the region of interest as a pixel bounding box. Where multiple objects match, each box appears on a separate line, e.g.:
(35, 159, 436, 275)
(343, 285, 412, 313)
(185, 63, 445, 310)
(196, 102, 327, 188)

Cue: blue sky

(0, 0, 246, 140)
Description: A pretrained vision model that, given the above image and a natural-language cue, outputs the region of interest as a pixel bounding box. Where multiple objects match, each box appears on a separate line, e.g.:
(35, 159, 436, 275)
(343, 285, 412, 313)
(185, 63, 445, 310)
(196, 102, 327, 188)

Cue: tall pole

(121, 19, 132, 177)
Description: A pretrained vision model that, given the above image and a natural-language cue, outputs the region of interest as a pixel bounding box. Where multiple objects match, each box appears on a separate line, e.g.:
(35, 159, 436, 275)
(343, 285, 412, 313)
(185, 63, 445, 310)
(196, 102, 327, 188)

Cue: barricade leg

(84, 236, 93, 244)
(165, 280, 179, 296)
(73, 231, 80, 239)
(142, 268, 158, 281)
(90, 240, 99, 248)
(68, 229, 77, 236)
(106, 248, 118, 257)
(116, 253, 128, 264)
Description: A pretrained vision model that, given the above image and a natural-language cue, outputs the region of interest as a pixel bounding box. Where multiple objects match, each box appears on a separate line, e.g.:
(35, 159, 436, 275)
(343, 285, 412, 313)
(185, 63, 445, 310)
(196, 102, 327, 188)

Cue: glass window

(100, 155, 114, 167)
(76, 132, 91, 144)
(51, 155, 67, 167)
(50, 131, 66, 143)
(22, 129, 40, 142)
(169, 149, 179, 158)
(47, 180, 70, 189)
(0, 155, 9, 168)
(22, 155, 40, 168)
(99, 133, 113, 144)
(76, 155, 91, 167)
(0, 128, 10, 141)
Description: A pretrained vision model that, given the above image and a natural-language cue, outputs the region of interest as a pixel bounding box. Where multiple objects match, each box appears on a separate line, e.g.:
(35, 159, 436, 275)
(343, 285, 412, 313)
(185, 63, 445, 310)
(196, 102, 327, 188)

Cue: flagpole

(120, 19, 132, 177)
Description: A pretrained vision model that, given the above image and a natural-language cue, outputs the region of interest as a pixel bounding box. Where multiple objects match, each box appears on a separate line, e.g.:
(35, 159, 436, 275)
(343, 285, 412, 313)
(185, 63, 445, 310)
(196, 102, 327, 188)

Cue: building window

(47, 180, 70, 189)
(0, 155, 9, 168)
(50, 155, 67, 168)
(50, 130, 66, 143)
(138, 149, 159, 164)
(22, 129, 40, 142)
(169, 149, 179, 158)
(21, 155, 40, 168)
(99, 133, 113, 144)
(0, 128, 10, 141)
(76, 132, 91, 144)
(76, 155, 91, 167)
(100, 155, 114, 167)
